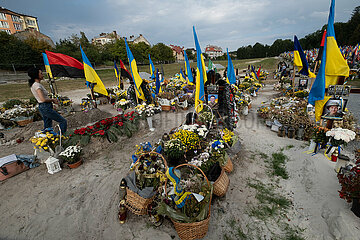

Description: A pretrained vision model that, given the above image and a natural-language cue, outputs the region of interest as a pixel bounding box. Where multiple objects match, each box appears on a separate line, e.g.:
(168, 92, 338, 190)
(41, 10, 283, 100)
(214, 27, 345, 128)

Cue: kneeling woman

(28, 67, 67, 134)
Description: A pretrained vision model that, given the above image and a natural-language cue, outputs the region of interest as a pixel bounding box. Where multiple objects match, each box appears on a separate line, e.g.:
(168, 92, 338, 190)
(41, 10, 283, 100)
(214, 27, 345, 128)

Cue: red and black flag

(119, 59, 133, 83)
(316, 30, 327, 62)
(45, 50, 85, 78)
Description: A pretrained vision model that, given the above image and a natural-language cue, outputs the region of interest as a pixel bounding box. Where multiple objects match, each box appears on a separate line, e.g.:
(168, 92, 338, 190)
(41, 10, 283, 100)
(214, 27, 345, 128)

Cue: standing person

(28, 67, 67, 134)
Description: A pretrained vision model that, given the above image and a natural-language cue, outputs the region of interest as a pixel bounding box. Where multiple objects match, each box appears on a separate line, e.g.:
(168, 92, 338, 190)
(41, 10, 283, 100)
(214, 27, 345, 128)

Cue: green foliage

(3, 99, 23, 109)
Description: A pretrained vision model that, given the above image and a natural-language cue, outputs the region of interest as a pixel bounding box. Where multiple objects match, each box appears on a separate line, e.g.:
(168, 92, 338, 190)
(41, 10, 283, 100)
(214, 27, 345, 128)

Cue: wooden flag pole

(292, 64, 296, 92)
(309, 61, 319, 90)
(90, 83, 97, 108)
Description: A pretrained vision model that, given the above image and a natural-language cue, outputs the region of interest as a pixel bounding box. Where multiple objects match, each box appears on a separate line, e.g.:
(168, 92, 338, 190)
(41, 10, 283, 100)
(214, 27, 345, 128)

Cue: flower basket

(213, 168, 230, 197)
(168, 164, 212, 240)
(125, 152, 168, 216)
(67, 159, 82, 169)
(15, 116, 34, 126)
(222, 155, 233, 173)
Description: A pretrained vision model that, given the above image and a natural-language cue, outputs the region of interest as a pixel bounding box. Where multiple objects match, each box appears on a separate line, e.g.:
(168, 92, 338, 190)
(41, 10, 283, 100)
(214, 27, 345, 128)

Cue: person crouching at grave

(28, 67, 67, 135)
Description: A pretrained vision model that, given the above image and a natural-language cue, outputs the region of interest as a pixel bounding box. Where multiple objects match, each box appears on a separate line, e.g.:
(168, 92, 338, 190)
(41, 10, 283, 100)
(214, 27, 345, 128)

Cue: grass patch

(258, 152, 269, 159)
(286, 145, 294, 150)
(248, 180, 291, 220)
(271, 152, 289, 179)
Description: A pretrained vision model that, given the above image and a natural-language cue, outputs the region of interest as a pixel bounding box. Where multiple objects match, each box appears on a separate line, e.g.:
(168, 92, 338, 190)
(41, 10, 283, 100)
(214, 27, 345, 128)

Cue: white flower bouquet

(59, 145, 82, 164)
(181, 124, 208, 138)
(326, 128, 356, 146)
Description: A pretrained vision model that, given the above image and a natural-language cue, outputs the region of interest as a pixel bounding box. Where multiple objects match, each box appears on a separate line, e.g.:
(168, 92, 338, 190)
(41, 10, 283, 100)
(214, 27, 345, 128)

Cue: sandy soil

(0, 85, 359, 240)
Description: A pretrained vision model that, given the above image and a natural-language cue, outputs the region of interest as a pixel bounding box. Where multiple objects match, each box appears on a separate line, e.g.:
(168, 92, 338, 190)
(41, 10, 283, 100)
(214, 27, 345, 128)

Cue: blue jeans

(38, 102, 67, 134)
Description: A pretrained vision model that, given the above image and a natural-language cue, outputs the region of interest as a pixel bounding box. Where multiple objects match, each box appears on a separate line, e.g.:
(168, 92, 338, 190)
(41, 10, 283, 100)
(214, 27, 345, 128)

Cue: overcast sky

(1, 0, 359, 51)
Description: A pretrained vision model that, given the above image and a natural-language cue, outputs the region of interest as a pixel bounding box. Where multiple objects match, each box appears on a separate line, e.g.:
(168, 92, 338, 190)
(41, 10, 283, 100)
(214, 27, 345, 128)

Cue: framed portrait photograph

(321, 98, 344, 120)
(298, 79, 308, 89)
(207, 94, 218, 109)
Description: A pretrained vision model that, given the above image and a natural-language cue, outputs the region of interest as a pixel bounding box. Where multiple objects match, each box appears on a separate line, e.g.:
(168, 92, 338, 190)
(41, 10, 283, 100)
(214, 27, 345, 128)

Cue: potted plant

(164, 139, 186, 166)
(59, 145, 83, 168)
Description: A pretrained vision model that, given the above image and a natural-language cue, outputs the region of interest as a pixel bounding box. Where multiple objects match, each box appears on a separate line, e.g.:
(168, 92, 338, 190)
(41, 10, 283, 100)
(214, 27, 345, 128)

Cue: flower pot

(67, 160, 82, 169)
(331, 154, 338, 162)
(351, 198, 360, 218)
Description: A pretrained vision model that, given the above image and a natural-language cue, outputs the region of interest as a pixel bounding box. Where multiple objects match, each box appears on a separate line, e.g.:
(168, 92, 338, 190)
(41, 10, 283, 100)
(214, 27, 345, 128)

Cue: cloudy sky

(2, 0, 359, 51)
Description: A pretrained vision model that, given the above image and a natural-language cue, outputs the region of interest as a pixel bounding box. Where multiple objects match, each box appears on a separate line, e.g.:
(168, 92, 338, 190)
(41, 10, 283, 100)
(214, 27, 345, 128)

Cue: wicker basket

(125, 152, 167, 216)
(167, 164, 212, 240)
(15, 116, 34, 127)
(222, 155, 233, 173)
(213, 169, 230, 197)
(125, 188, 156, 215)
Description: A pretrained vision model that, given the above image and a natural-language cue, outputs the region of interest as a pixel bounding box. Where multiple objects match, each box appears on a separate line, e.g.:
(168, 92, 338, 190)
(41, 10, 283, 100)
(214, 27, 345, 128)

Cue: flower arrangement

(326, 128, 356, 147)
(188, 152, 210, 167)
(59, 145, 82, 164)
(157, 167, 212, 223)
(164, 139, 186, 163)
(294, 90, 309, 98)
(30, 132, 67, 154)
(114, 99, 130, 111)
(181, 124, 208, 138)
(198, 111, 213, 126)
(171, 130, 200, 152)
(135, 103, 156, 118)
(221, 128, 235, 145)
(337, 159, 360, 203)
(0, 106, 37, 120)
(133, 153, 167, 190)
(312, 126, 329, 143)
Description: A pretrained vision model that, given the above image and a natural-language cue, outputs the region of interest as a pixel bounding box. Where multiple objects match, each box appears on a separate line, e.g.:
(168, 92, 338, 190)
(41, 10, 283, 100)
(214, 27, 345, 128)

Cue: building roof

(170, 44, 184, 54)
(205, 45, 222, 52)
(0, 6, 37, 18)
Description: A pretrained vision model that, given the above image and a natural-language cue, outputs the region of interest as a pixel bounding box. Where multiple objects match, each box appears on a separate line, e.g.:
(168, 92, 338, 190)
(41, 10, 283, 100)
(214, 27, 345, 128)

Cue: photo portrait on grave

(208, 94, 218, 108)
(322, 99, 344, 120)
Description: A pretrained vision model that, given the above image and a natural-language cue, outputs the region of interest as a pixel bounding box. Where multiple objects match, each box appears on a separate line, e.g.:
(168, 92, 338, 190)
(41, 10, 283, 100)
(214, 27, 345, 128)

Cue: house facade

(0, 7, 39, 34)
(205, 45, 223, 59)
(170, 44, 184, 62)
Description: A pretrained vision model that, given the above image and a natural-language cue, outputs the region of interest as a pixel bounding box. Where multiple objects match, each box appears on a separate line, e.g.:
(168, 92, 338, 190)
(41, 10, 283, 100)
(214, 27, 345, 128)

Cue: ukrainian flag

(309, 0, 349, 121)
(114, 60, 121, 88)
(155, 68, 161, 95)
(180, 68, 187, 83)
(184, 50, 193, 83)
(80, 46, 108, 96)
(149, 54, 155, 80)
(226, 48, 236, 84)
(125, 39, 146, 101)
(193, 26, 207, 112)
(42, 53, 53, 79)
(294, 35, 316, 78)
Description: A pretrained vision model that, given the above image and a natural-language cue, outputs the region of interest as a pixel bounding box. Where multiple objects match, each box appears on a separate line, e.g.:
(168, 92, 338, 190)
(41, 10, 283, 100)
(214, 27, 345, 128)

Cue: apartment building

(205, 45, 223, 59)
(0, 7, 39, 34)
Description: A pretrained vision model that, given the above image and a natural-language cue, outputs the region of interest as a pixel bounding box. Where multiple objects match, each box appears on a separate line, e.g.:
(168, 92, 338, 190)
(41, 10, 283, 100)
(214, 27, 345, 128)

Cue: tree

(185, 49, 195, 60)
(150, 43, 174, 63)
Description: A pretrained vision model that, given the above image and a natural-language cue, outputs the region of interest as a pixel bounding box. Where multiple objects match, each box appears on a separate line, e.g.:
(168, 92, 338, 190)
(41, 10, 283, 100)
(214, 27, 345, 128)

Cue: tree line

(236, 5, 360, 59)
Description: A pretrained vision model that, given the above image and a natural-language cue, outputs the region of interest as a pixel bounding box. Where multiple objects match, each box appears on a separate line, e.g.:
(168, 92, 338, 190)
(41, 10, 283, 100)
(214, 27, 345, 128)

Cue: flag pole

(90, 83, 97, 108)
(292, 64, 296, 92)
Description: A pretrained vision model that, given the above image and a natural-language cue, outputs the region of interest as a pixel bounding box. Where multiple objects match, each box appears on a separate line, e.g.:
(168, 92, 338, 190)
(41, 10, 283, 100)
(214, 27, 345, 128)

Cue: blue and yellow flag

(226, 48, 236, 84)
(149, 54, 155, 80)
(114, 60, 121, 88)
(80, 46, 108, 96)
(193, 26, 207, 112)
(125, 39, 146, 100)
(309, 0, 349, 121)
(294, 35, 316, 78)
(251, 65, 258, 80)
(180, 68, 187, 82)
(155, 68, 161, 95)
(42, 53, 53, 79)
(184, 50, 193, 83)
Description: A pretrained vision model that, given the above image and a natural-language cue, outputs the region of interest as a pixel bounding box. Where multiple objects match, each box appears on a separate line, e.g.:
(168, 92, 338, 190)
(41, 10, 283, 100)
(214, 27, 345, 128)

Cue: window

(11, 15, 21, 22)
(26, 19, 36, 26)
(0, 29, 11, 34)
(0, 13, 6, 20)
(0, 21, 9, 28)
(13, 23, 22, 30)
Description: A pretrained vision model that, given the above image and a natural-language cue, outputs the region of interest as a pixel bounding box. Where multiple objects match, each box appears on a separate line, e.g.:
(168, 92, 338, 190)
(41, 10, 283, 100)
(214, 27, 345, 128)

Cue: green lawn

(0, 57, 279, 102)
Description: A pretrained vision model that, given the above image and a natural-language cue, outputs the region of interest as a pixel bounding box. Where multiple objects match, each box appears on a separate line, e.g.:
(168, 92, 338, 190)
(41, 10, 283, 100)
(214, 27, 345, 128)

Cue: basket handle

(135, 151, 168, 169)
(54, 124, 62, 148)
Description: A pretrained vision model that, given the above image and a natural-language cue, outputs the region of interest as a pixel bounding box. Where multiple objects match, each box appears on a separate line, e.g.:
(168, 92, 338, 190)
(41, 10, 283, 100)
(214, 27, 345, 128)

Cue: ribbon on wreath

(324, 144, 342, 161)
